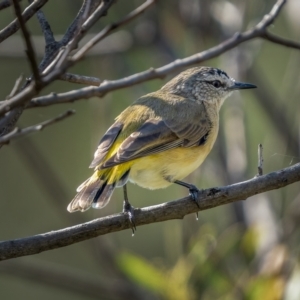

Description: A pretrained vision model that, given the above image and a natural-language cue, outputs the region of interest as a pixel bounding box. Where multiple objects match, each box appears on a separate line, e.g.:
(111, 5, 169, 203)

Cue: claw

(187, 185, 201, 221)
(188, 185, 200, 202)
(173, 180, 201, 221)
(123, 201, 136, 235)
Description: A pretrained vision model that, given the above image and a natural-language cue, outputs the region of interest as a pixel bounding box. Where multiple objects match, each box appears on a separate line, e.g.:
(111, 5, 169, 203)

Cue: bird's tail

(67, 167, 130, 213)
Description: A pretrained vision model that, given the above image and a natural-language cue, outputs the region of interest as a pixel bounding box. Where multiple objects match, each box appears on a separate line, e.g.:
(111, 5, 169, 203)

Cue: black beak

(228, 81, 257, 90)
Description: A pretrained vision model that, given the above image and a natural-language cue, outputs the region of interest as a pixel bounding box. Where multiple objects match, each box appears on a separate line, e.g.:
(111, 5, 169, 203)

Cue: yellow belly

(129, 137, 215, 189)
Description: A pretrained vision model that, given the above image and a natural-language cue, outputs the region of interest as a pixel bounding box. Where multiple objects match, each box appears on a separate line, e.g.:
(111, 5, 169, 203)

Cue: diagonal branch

(0, 0, 48, 43)
(262, 31, 300, 50)
(12, 0, 40, 86)
(0, 0, 22, 10)
(71, 0, 156, 62)
(0, 109, 75, 145)
(59, 73, 101, 86)
(0, 162, 299, 261)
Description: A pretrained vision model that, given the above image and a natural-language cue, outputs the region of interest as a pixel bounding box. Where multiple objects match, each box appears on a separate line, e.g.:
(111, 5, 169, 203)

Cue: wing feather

(89, 121, 123, 168)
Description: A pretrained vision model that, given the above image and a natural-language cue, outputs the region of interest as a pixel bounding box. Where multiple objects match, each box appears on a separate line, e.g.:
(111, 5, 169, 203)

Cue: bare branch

(257, 144, 264, 176)
(29, 0, 293, 108)
(0, 0, 48, 43)
(0, 109, 75, 145)
(255, 0, 286, 30)
(59, 73, 101, 86)
(71, 0, 156, 62)
(12, 0, 40, 85)
(54, 0, 116, 71)
(262, 31, 300, 50)
(0, 0, 21, 11)
(6, 75, 24, 99)
(35, 5, 56, 46)
(0, 162, 299, 261)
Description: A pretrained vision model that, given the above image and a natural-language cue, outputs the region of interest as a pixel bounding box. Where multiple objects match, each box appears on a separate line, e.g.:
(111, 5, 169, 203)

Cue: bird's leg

(174, 180, 201, 220)
(122, 184, 136, 234)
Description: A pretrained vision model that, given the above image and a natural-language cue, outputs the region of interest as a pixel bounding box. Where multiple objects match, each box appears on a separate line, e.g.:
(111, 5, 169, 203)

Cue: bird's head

(161, 66, 256, 107)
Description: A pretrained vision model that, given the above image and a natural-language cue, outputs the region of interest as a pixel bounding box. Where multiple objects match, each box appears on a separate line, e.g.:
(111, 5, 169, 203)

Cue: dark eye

(212, 80, 221, 88)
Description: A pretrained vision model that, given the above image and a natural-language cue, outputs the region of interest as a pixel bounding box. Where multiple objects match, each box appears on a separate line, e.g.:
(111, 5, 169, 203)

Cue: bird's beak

(228, 81, 257, 90)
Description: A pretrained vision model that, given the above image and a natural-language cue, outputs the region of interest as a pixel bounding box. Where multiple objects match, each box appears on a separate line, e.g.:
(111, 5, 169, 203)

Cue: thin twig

(0, 0, 48, 43)
(59, 73, 101, 86)
(0, 0, 22, 10)
(71, 0, 156, 62)
(0, 110, 75, 145)
(35, 6, 56, 46)
(11, 0, 41, 86)
(262, 31, 300, 50)
(257, 144, 264, 176)
(0, 162, 299, 260)
(54, 0, 116, 71)
(6, 75, 24, 99)
(255, 0, 286, 30)
(247, 68, 299, 156)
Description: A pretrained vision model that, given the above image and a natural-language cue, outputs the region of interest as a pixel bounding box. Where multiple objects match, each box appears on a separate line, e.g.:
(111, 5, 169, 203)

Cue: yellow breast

(129, 124, 218, 189)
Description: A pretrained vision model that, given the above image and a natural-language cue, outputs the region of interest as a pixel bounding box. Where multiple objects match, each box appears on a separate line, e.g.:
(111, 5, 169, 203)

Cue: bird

(67, 66, 256, 229)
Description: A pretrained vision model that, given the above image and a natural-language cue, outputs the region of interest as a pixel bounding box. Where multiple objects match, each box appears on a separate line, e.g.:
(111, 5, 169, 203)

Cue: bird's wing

(102, 107, 211, 168)
(89, 121, 123, 168)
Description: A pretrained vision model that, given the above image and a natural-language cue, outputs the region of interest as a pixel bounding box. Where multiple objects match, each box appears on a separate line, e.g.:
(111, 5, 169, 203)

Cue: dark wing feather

(89, 121, 123, 168)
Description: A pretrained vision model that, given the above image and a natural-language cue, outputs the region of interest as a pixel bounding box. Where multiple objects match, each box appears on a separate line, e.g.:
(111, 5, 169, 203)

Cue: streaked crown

(161, 66, 256, 107)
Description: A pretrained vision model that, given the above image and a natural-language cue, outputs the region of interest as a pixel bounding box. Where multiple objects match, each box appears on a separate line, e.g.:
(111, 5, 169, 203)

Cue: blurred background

(0, 0, 300, 299)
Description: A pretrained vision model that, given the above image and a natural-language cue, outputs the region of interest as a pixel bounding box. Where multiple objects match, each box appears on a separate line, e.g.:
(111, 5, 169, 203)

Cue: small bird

(67, 66, 256, 226)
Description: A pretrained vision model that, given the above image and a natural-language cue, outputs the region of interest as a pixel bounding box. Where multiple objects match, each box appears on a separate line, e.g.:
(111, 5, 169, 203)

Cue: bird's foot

(123, 201, 136, 235)
(188, 185, 202, 221)
(174, 180, 201, 220)
(188, 184, 201, 204)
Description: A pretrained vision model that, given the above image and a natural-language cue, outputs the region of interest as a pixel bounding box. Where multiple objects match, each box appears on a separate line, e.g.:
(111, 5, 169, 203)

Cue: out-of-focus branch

(248, 68, 299, 156)
(0, 0, 48, 43)
(0, 162, 299, 261)
(0, 110, 75, 145)
(11, 0, 40, 85)
(262, 31, 300, 50)
(0, 0, 22, 10)
(71, 0, 156, 62)
(59, 73, 101, 86)
(53, 0, 116, 71)
(257, 144, 264, 176)
(6, 75, 24, 99)
(0, 0, 116, 136)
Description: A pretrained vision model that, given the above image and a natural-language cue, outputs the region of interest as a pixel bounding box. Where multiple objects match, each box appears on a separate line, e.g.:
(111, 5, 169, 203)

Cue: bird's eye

(212, 80, 222, 88)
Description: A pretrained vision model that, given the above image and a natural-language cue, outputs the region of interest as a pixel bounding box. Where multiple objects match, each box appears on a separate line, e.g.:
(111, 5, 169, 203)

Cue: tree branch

(28, 0, 297, 108)
(0, 162, 299, 261)
(0, 109, 75, 145)
(0, 0, 22, 10)
(12, 0, 41, 86)
(262, 31, 300, 50)
(71, 0, 156, 62)
(0, 0, 48, 43)
(59, 73, 101, 86)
